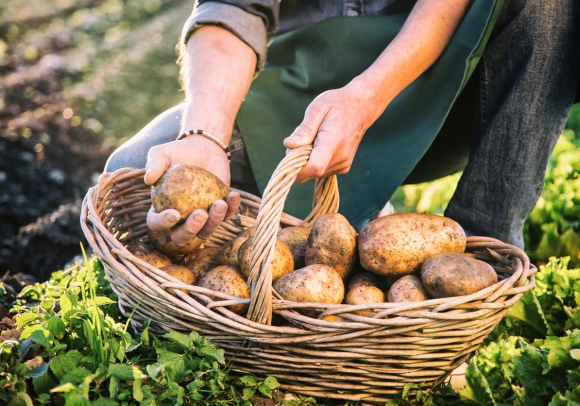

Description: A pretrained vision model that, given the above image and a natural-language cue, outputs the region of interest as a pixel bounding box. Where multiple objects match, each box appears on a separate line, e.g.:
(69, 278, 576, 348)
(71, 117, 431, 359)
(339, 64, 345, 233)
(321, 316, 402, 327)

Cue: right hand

(144, 135, 240, 245)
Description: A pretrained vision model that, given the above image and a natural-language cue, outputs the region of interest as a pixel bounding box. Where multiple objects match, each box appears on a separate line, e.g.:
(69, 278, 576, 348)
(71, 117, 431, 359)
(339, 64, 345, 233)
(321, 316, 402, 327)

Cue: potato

(238, 227, 255, 238)
(148, 227, 202, 260)
(387, 275, 430, 302)
(305, 213, 357, 279)
(218, 237, 248, 266)
(126, 241, 172, 268)
(421, 253, 498, 298)
(151, 164, 229, 221)
(238, 237, 294, 281)
(182, 247, 220, 281)
(358, 213, 466, 277)
(197, 265, 251, 315)
(347, 272, 379, 290)
(273, 264, 344, 305)
(160, 265, 196, 293)
(277, 226, 310, 269)
(346, 286, 385, 316)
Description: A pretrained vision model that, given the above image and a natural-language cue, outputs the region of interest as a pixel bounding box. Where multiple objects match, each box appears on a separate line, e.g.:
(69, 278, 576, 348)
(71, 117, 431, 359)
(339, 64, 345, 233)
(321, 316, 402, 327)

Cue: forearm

(351, 0, 472, 111)
(180, 25, 257, 145)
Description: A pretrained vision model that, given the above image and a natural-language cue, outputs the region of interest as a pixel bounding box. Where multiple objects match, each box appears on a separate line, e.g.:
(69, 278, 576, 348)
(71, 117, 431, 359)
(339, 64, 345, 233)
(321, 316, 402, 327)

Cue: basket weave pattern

(81, 146, 535, 403)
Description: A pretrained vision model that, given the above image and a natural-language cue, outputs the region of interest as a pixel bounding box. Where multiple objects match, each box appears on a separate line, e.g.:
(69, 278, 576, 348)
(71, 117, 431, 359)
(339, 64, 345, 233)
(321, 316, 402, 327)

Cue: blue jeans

(106, 0, 580, 249)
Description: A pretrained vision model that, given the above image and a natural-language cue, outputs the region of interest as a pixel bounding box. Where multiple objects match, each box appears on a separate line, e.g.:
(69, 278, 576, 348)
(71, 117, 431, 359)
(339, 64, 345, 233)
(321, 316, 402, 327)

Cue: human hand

(144, 135, 240, 245)
(283, 80, 388, 183)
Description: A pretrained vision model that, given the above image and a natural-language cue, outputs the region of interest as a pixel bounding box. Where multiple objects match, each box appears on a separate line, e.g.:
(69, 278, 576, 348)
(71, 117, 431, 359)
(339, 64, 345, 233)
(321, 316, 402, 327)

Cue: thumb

(144, 147, 170, 186)
(284, 103, 327, 149)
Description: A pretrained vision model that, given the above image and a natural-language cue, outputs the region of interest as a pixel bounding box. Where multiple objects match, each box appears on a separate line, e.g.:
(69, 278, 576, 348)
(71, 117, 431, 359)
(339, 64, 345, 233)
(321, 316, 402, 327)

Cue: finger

(147, 207, 180, 231)
(224, 191, 241, 221)
(144, 147, 170, 185)
(197, 200, 228, 240)
(295, 133, 335, 183)
(283, 103, 328, 149)
(171, 209, 208, 245)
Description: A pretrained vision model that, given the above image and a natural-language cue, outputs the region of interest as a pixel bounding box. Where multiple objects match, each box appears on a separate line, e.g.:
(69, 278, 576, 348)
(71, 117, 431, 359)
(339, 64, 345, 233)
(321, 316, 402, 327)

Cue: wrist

(180, 132, 229, 161)
(348, 73, 396, 111)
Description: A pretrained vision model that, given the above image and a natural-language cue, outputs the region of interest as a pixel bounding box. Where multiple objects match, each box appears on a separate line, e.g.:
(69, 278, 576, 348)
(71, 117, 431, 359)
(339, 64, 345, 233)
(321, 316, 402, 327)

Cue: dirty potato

(197, 265, 251, 315)
(421, 253, 498, 298)
(305, 213, 357, 279)
(274, 264, 344, 306)
(160, 264, 196, 294)
(148, 227, 202, 261)
(387, 275, 430, 302)
(277, 226, 310, 269)
(238, 237, 294, 281)
(126, 241, 172, 268)
(218, 237, 249, 266)
(182, 247, 220, 281)
(358, 213, 466, 277)
(346, 285, 385, 316)
(238, 227, 255, 238)
(151, 164, 229, 221)
(347, 272, 379, 290)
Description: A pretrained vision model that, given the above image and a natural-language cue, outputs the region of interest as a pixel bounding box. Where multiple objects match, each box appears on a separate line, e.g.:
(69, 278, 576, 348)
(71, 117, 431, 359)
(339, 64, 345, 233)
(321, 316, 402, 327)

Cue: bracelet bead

(177, 130, 231, 162)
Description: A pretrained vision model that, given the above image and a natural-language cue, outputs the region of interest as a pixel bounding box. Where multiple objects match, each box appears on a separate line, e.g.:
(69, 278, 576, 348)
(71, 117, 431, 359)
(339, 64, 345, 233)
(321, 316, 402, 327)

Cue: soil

(0, 54, 112, 280)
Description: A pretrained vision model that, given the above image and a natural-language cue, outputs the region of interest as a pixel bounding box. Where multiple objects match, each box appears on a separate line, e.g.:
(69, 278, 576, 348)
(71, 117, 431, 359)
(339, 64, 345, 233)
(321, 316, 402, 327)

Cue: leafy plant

(0, 250, 282, 405)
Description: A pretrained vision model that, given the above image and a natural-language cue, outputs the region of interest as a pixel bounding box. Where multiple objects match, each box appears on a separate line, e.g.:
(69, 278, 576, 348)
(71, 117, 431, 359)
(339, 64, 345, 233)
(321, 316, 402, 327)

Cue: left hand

(283, 81, 387, 183)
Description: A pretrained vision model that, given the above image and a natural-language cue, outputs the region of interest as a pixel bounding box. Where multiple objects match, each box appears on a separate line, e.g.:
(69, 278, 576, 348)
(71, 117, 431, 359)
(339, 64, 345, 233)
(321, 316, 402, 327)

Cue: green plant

(0, 249, 283, 405)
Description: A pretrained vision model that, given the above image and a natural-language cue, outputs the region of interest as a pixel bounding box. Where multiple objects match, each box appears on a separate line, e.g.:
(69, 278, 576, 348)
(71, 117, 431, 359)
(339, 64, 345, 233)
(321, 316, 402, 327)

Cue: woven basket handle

(245, 145, 339, 324)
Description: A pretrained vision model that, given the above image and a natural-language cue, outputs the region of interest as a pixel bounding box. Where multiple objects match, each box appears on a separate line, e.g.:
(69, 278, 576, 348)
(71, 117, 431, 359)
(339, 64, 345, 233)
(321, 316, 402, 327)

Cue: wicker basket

(81, 145, 535, 403)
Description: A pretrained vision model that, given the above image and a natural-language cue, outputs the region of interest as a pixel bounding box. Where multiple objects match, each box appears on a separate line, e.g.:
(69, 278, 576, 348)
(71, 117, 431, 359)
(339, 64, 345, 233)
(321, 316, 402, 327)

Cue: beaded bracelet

(177, 130, 231, 162)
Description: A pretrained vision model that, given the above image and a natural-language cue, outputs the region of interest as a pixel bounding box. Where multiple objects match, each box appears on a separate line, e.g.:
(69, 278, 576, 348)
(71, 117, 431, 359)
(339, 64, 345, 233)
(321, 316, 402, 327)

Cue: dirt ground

(0, 54, 111, 280)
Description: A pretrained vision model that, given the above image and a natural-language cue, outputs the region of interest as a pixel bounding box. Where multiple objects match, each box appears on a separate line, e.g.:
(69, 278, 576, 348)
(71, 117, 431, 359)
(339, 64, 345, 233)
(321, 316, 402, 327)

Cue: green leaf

(108, 364, 137, 381)
(30, 329, 53, 349)
(242, 386, 256, 401)
(7, 392, 34, 406)
(27, 361, 50, 378)
(20, 325, 43, 341)
(263, 376, 280, 390)
(238, 375, 257, 387)
(550, 385, 580, 406)
(59, 295, 73, 315)
(542, 334, 580, 371)
(93, 297, 116, 307)
(91, 396, 119, 406)
(50, 382, 77, 393)
(17, 338, 34, 359)
(63, 393, 90, 406)
(132, 378, 143, 402)
(46, 316, 66, 340)
(16, 313, 39, 329)
(513, 340, 549, 394)
(258, 384, 273, 399)
(33, 372, 58, 394)
(109, 375, 120, 399)
(162, 332, 191, 349)
(41, 298, 55, 312)
(196, 344, 225, 364)
(51, 354, 75, 380)
(460, 362, 497, 406)
(62, 368, 92, 384)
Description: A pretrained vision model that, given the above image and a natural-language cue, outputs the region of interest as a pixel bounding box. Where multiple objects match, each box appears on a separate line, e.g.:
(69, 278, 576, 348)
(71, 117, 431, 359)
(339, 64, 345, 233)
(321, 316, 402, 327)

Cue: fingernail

(215, 204, 226, 215)
(164, 212, 177, 223)
(194, 212, 207, 222)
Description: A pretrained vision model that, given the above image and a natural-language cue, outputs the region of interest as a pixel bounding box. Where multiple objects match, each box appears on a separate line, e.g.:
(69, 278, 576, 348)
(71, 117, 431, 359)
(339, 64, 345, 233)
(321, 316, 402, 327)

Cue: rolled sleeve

(181, 2, 269, 72)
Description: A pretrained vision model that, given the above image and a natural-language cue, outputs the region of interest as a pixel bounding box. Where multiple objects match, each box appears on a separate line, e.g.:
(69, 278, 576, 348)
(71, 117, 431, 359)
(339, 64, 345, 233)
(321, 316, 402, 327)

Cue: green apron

(236, 0, 502, 225)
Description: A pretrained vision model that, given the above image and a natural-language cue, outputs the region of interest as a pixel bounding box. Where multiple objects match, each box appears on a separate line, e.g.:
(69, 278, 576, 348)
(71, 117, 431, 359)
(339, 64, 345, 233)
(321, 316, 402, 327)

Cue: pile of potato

(128, 165, 499, 319)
